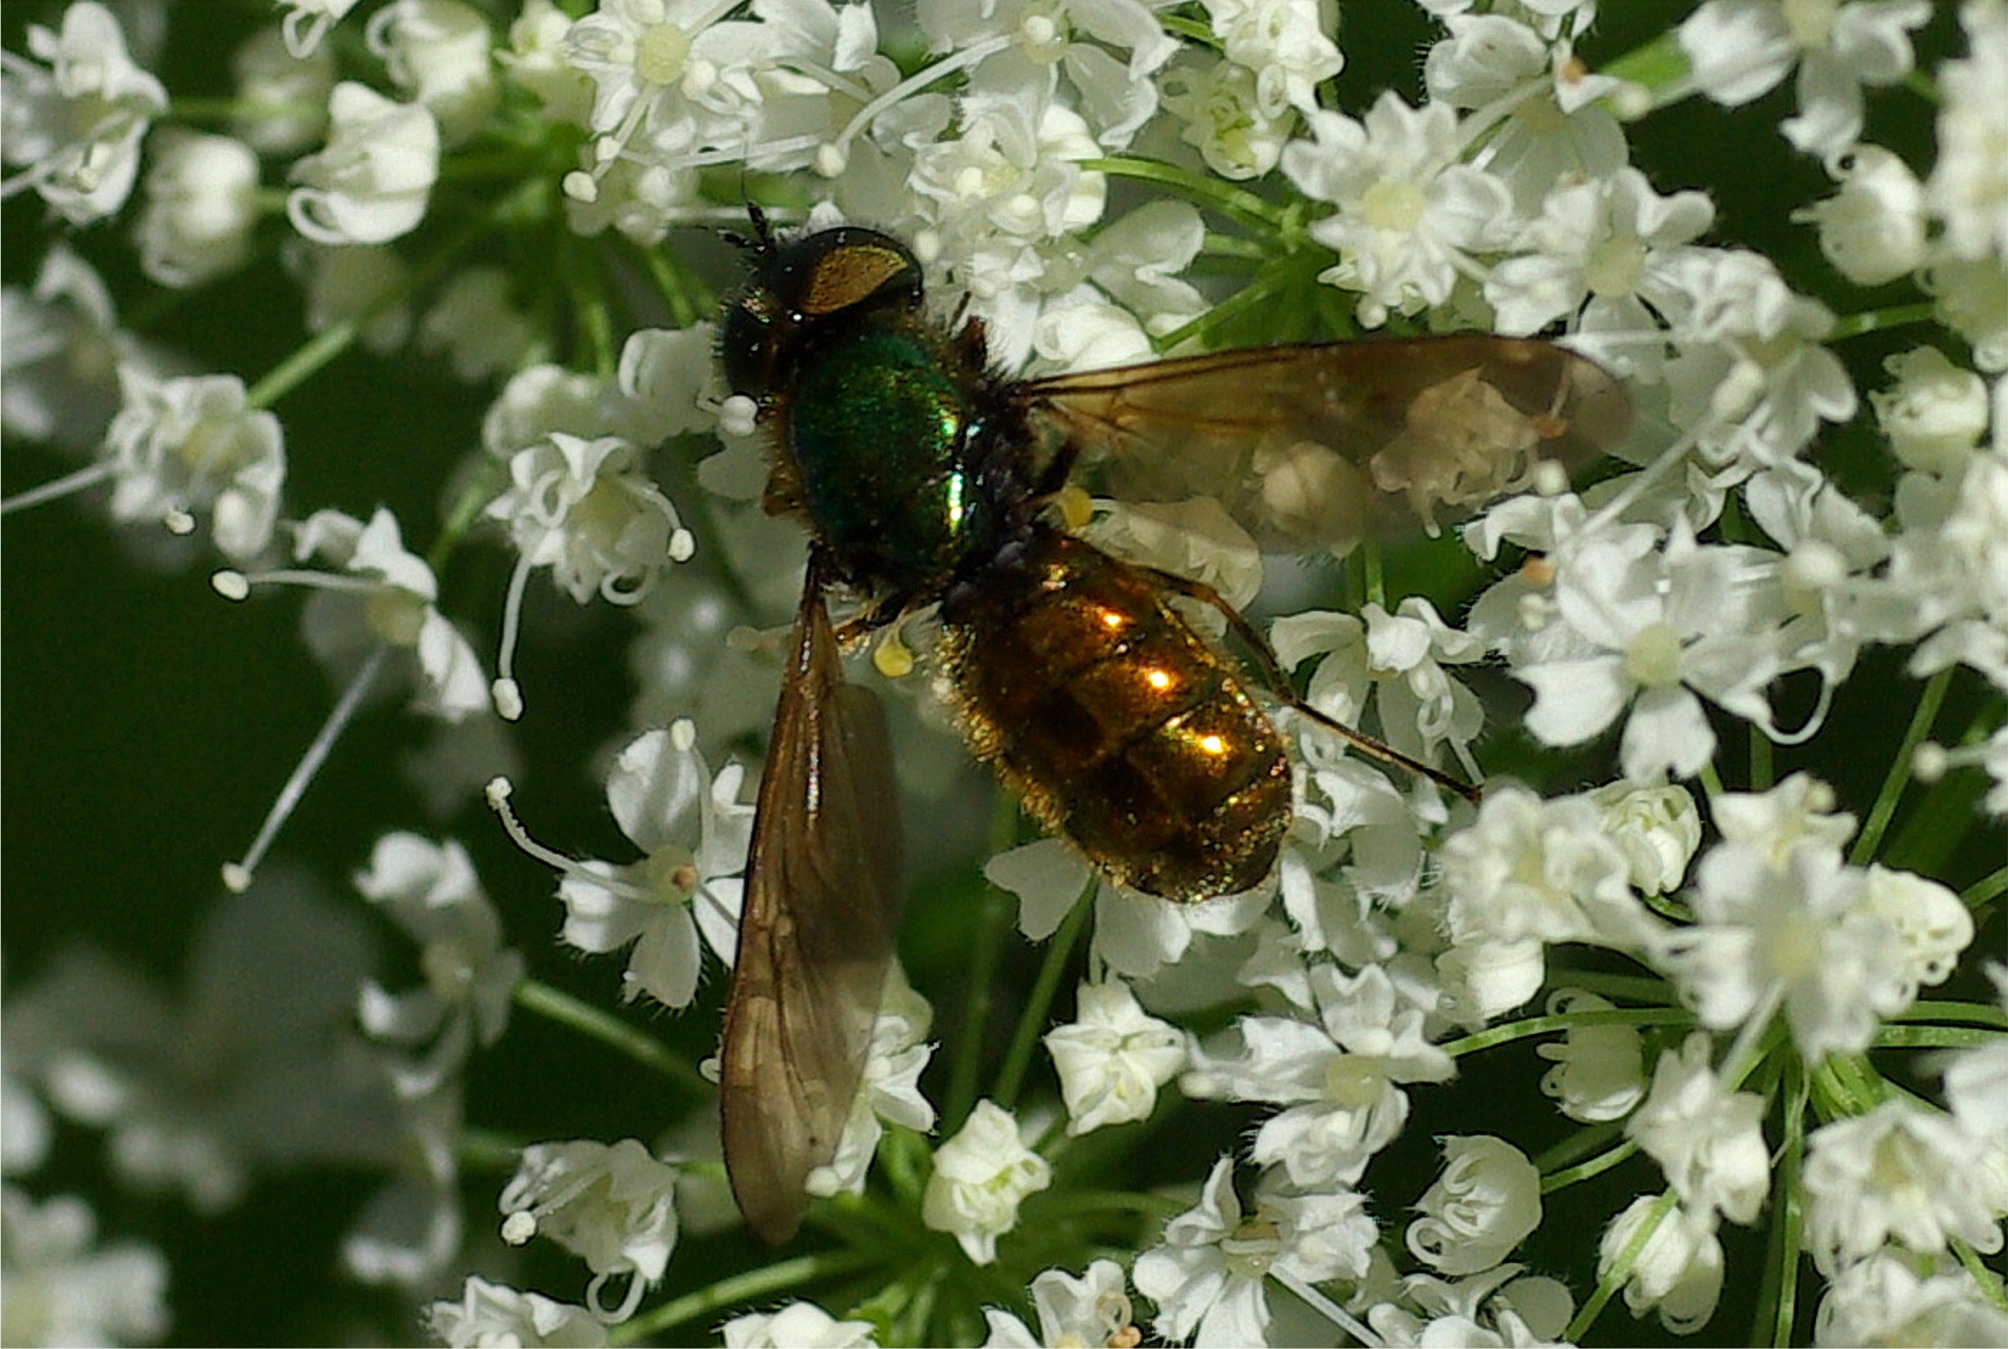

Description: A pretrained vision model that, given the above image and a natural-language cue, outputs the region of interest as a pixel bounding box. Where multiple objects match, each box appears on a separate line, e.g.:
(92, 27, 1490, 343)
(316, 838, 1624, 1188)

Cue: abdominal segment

(939, 529, 1292, 901)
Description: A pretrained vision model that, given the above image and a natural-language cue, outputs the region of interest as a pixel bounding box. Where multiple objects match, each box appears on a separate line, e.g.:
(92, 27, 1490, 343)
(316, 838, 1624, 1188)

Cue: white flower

(1282, 92, 1517, 327)
(1132, 1157, 1375, 1347)
(1797, 145, 1926, 286)
(610, 323, 720, 447)
(560, 0, 775, 215)
(1271, 598, 1486, 773)
(1043, 980, 1185, 1134)
(1814, 1248, 2008, 1347)
(418, 267, 538, 382)
(1160, 53, 1293, 181)
(1589, 781, 1703, 896)
(427, 1276, 608, 1348)
(1677, 0, 1931, 163)
(1513, 522, 1788, 780)
(808, 965, 938, 1200)
(0, 884, 397, 1213)
(1925, 0, 2008, 262)
(722, 1301, 880, 1348)
(1484, 167, 1714, 381)
(1802, 1099, 2008, 1273)
(1598, 1196, 1725, 1334)
(1708, 771, 1855, 864)
(1423, 15, 1630, 212)
(1, 245, 168, 451)
(547, 724, 751, 1008)
(488, 431, 692, 605)
(1743, 462, 1892, 688)
(0, 1188, 169, 1347)
(1189, 963, 1454, 1189)
(1439, 785, 1654, 951)
(275, 0, 366, 57)
(1201, 0, 1342, 117)
(1857, 864, 1974, 994)
(922, 1100, 1052, 1264)
(3, 1057, 51, 1177)
(908, 90, 1108, 367)
(984, 839, 1265, 980)
(1406, 1136, 1542, 1275)
(281, 506, 492, 722)
(366, 0, 496, 146)
(231, 24, 334, 154)
(1925, 255, 2008, 373)
(354, 833, 524, 1097)
(1625, 1034, 1770, 1225)
(1657, 832, 1912, 1061)
(980, 1260, 1138, 1348)
(136, 130, 262, 288)
(483, 362, 611, 458)
(914, 0, 1178, 148)
(287, 81, 441, 245)
(501, 0, 594, 124)
(499, 1139, 678, 1321)
(1535, 989, 1646, 1124)
(1079, 200, 1208, 337)
(1940, 965, 2008, 1146)
(1875, 444, 2008, 692)
(1365, 1262, 1576, 1347)
(293, 242, 414, 352)
(485, 429, 693, 713)
(0, 1, 166, 224)
(104, 369, 286, 560)
(1661, 247, 1858, 476)
(340, 1087, 463, 1287)
(1869, 346, 1991, 476)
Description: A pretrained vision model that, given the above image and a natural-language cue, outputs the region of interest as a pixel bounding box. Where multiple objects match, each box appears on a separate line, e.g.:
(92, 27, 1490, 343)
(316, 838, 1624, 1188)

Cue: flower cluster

(3, 0, 2004, 1347)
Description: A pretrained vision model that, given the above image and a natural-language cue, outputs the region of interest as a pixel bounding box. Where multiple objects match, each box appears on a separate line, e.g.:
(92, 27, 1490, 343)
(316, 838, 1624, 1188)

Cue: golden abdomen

(938, 529, 1292, 901)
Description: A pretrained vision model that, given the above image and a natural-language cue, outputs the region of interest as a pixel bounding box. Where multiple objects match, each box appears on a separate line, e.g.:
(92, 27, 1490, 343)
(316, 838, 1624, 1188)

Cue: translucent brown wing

(1012, 335, 1632, 555)
(720, 565, 904, 1244)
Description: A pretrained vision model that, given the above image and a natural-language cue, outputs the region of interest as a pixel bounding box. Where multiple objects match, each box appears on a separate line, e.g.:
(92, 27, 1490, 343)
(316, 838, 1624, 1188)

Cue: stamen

(223, 645, 388, 893)
(0, 460, 116, 516)
(485, 775, 649, 900)
(492, 550, 535, 721)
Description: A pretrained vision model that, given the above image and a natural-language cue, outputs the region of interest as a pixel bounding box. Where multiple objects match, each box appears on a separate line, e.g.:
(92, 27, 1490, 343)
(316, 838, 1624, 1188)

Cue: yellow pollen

(635, 23, 691, 85)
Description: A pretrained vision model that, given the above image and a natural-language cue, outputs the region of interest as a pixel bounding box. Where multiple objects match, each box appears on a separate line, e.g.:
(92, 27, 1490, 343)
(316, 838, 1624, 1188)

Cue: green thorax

(785, 319, 995, 586)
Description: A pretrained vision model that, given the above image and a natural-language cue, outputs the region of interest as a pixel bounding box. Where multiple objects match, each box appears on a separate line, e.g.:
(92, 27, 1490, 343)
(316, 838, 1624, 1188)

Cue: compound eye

(793, 230, 920, 319)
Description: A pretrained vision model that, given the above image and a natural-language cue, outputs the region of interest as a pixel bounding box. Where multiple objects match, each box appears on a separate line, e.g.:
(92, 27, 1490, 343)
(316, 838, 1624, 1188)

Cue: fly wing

(1013, 335, 1631, 555)
(720, 571, 904, 1244)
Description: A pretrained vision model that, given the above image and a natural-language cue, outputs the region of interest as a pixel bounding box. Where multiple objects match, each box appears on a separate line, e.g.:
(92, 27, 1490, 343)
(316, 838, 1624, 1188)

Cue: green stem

(1748, 722, 1773, 792)
(1080, 156, 1288, 233)
(1541, 1138, 1639, 1193)
(1850, 666, 1951, 866)
(1755, 1058, 1809, 1347)
(992, 879, 1093, 1110)
(1873, 1023, 2007, 1051)
(943, 792, 1026, 1132)
(1962, 863, 2008, 909)
(1696, 759, 1726, 801)
(1598, 31, 1691, 107)
(245, 178, 546, 410)
(1438, 1004, 1689, 1059)
(614, 1249, 879, 1344)
(1566, 1190, 1676, 1342)
(511, 979, 711, 1097)
(1829, 302, 1938, 341)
